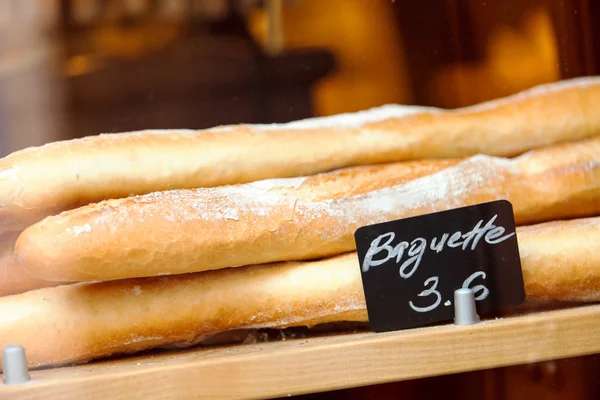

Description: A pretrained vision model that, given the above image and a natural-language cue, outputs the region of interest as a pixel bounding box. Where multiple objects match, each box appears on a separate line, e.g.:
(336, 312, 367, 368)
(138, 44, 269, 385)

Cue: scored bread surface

(15, 137, 600, 282)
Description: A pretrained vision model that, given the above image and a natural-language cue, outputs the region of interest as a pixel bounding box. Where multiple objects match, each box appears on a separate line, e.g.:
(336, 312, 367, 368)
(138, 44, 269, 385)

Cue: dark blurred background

(0, 0, 599, 157)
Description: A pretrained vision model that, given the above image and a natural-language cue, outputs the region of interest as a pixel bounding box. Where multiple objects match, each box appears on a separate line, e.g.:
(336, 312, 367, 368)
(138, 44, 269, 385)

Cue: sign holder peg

(453, 288, 480, 326)
(2, 344, 31, 385)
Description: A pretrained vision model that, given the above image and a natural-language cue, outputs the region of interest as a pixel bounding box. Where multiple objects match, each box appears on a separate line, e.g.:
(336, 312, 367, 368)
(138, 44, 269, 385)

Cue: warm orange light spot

(431, 8, 560, 107)
(65, 55, 98, 77)
(248, 0, 412, 116)
(91, 22, 182, 61)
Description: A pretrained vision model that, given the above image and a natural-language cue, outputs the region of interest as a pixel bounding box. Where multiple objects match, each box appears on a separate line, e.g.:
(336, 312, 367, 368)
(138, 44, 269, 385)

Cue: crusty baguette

(517, 217, 600, 301)
(2, 77, 600, 233)
(2, 216, 600, 371)
(16, 137, 600, 282)
(0, 232, 66, 296)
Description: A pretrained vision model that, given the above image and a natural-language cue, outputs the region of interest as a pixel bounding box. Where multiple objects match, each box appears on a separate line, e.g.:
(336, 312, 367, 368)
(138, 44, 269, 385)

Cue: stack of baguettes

(0, 77, 600, 371)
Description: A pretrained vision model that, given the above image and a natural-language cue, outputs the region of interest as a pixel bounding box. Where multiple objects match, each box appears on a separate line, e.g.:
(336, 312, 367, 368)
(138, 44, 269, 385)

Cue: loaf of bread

(2, 77, 600, 234)
(2, 216, 599, 371)
(16, 137, 600, 282)
(0, 232, 66, 296)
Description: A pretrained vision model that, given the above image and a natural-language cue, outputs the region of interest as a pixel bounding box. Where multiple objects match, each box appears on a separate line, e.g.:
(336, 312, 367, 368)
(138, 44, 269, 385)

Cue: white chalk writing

(409, 272, 490, 313)
(361, 214, 514, 277)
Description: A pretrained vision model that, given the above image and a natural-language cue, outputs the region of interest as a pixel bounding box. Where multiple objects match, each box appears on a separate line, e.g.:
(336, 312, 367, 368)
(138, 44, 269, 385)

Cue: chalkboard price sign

(354, 200, 526, 333)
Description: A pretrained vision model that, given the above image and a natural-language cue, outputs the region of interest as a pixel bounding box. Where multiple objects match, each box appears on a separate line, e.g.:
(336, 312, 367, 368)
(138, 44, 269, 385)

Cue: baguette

(0, 232, 66, 296)
(2, 77, 600, 233)
(16, 137, 600, 282)
(2, 216, 600, 371)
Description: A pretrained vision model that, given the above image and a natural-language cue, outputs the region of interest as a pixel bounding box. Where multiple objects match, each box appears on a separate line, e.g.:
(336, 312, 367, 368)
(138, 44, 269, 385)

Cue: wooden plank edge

(3, 304, 600, 400)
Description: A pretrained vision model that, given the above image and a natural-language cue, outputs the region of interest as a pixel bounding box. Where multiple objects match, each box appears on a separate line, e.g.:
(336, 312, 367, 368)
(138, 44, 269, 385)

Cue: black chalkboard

(354, 200, 525, 333)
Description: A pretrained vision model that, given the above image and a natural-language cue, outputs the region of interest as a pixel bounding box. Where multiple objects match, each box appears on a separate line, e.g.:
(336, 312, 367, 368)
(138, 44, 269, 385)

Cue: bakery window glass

(0, 1, 599, 399)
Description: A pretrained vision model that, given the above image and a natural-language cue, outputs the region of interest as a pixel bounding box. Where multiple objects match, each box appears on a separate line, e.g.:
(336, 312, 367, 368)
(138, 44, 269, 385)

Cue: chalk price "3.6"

(409, 271, 488, 313)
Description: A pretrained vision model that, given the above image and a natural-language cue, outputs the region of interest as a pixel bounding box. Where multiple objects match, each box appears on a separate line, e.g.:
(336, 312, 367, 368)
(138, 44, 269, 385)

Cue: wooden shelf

(4, 304, 600, 400)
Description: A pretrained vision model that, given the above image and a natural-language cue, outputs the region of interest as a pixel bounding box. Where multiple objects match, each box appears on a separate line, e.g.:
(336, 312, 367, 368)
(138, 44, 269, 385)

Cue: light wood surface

(3, 304, 600, 400)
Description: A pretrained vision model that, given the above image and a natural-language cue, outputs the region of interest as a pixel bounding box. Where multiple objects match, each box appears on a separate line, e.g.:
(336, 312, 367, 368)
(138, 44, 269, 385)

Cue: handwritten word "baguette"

(361, 214, 515, 278)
